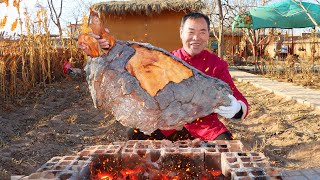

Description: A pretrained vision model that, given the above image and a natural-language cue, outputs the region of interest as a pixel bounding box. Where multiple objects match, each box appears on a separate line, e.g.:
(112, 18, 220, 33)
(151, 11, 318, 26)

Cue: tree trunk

(47, 0, 64, 46)
(217, 0, 224, 58)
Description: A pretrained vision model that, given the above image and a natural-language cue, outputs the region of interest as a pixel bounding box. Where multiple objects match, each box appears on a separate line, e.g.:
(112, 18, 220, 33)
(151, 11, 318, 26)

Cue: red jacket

(161, 48, 249, 140)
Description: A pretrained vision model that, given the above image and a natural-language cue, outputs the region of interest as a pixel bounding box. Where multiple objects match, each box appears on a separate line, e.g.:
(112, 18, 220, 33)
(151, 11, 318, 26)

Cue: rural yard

(0, 76, 319, 179)
(1, 0, 320, 179)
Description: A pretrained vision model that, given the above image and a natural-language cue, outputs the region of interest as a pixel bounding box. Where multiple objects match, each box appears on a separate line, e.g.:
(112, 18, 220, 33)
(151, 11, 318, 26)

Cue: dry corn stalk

(0, 59, 5, 97)
(81, 14, 92, 34)
(11, 19, 18, 31)
(0, 7, 86, 106)
(1, 0, 9, 6)
(9, 56, 17, 98)
(13, 0, 20, 10)
(0, 16, 7, 29)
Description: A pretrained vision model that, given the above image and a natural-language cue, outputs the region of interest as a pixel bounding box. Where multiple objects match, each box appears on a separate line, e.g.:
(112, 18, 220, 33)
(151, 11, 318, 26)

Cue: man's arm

(213, 62, 249, 120)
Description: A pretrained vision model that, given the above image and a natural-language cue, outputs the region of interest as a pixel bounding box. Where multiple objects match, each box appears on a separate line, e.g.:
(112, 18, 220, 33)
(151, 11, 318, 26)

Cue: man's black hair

(181, 12, 210, 31)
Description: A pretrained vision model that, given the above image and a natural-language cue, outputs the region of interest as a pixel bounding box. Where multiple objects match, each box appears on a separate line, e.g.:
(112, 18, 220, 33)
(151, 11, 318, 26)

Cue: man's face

(180, 17, 209, 56)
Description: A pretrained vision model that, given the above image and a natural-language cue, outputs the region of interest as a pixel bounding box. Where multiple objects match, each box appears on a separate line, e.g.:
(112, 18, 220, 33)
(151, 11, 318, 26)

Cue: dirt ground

(0, 75, 319, 179)
(228, 81, 320, 169)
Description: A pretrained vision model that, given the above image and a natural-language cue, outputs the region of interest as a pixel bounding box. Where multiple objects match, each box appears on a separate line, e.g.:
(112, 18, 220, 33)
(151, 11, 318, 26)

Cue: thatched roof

(91, 0, 205, 16)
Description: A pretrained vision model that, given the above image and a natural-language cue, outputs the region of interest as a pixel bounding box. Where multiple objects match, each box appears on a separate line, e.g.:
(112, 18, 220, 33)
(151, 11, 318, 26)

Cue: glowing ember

(97, 173, 113, 180)
(209, 170, 222, 177)
(120, 167, 143, 176)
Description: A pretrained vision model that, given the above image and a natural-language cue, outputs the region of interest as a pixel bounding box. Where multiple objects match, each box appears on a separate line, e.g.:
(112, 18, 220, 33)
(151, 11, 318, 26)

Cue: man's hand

(90, 28, 111, 49)
(214, 94, 241, 119)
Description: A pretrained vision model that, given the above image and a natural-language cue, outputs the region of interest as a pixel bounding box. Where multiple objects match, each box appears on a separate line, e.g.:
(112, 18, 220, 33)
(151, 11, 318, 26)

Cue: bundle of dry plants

(0, 9, 85, 107)
(262, 54, 320, 90)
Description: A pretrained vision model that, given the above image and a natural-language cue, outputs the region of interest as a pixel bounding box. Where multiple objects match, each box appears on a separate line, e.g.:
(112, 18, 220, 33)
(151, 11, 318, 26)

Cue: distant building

(210, 29, 243, 56)
(264, 32, 320, 59)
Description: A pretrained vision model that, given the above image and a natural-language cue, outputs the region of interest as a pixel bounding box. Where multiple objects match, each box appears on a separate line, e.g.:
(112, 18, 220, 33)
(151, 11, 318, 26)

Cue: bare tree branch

(47, 0, 63, 38)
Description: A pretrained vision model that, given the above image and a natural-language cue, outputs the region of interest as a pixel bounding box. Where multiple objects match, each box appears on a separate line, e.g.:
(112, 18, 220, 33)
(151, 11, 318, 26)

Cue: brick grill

(18, 140, 282, 180)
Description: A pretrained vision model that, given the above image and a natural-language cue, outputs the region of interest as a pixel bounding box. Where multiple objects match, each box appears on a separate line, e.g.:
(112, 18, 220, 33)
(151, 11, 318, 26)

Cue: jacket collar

(181, 48, 206, 61)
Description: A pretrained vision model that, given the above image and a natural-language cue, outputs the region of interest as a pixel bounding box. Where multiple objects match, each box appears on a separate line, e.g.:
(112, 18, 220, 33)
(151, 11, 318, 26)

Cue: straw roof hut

(91, 0, 204, 51)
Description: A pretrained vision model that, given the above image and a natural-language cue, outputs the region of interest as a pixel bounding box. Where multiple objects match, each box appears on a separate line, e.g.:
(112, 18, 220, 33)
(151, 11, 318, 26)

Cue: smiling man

(179, 13, 210, 56)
